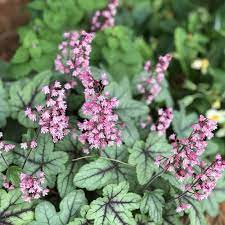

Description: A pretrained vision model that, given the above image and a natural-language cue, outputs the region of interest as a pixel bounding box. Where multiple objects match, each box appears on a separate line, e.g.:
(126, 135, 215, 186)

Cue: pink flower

(0, 133, 15, 153)
(137, 54, 172, 105)
(30, 140, 37, 149)
(55, 31, 95, 92)
(3, 176, 14, 190)
(20, 172, 49, 202)
(91, 0, 119, 31)
(158, 115, 225, 209)
(78, 93, 121, 150)
(25, 107, 37, 121)
(176, 203, 191, 212)
(151, 108, 173, 135)
(25, 81, 70, 143)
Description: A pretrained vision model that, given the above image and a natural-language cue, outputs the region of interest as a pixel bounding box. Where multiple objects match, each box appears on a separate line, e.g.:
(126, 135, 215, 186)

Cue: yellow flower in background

(191, 58, 209, 74)
(206, 109, 225, 123)
(212, 99, 221, 109)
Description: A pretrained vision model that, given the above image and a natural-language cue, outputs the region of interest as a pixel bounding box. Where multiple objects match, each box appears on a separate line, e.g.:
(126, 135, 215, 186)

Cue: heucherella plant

(91, 0, 119, 31)
(1, 1, 225, 225)
(137, 54, 172, 105)
(155, 115, 225, 212)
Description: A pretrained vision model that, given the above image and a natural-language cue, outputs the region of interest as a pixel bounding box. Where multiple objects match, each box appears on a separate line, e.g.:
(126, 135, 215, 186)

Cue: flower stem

(144, 169, 167, 189)
(22, 147, 33, 169)
(72, 155, 133, 167)
(22, 128, 40, 169)
(1, 154, 8, 167)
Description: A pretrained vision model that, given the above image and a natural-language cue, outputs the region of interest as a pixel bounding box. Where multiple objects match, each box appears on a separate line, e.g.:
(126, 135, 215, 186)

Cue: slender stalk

(167, 160, 218, 203)
(22, 128, 41, 169)
(72, 155, 94, 162)
(22, 147, 33, 169)
(100, 156, 133, 167)
(167, 190, 189, 203)
(1, 154, 8, 167)
(72, 155, 133, 167)
(144, 169, 167, 189)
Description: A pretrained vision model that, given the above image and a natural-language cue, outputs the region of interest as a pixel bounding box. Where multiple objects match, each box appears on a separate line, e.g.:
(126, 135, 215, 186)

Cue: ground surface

(0, 0, 29, 60)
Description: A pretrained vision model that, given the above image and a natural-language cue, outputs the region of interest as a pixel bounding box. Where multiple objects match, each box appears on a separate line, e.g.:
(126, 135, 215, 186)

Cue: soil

(0, 0, 29, 60)
(0, 1, 225, 224)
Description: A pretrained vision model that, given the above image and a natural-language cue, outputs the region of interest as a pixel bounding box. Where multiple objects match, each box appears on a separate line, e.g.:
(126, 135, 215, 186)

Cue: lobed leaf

(128, 132, 172, 185)
(140, 190, 165, 224)
(74, 145, 136, 191)
(31, 190, 87, 225)
(86, 182, 141, 225)
(14, 134, 68, 187)
(0, 189, 34, 225)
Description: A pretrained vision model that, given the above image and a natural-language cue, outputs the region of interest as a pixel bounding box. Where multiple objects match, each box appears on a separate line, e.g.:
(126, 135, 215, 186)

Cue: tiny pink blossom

(137, 54, 172, 105)
(78, 93, 121, 150)
(151, 108, 173, 135)
(20, 172, 49, 202)
(26, 81, 70, 143)
(176, 203, 191, 212)
(91, 0, 119, 31)
(3, 176, 14, 190)
(30, 140, 37, 149)
(158, 115, 225, 209)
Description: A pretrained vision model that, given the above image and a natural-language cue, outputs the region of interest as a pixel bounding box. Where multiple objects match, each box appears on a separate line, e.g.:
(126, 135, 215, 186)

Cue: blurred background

(0, 1, 225, 224)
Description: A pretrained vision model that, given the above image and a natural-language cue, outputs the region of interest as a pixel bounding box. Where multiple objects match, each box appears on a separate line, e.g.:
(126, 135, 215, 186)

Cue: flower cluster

(151, 108, 173, 135)
(20, 172, 49, 202)
(0, 132, 15, 153)
(3, 175, 14, 190)
(91, 0, 119, 32)
(55, 31, 95, 90)
(156, 115, 225, 211)
(25, 81, 74, 143)
(56, 31, 121, 151)
(78, 92, 121, 150)
(137, 54, 172, 105)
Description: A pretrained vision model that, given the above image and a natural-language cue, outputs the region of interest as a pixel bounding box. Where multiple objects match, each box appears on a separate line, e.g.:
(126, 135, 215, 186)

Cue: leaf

(155, 79, 174, 107)
(74, 145, 136, 191)
(68, 205, 93, 225)
(174, 27, 189, 75)
(0, 80, 10, 127)
(0, 151, 14, 172)
(201, 177, 225, 217)
(14, 134, 68, 187)
(117, 98, 149, 119)
(105, 79, 132, 100)
(11, 47, 29, 64)
(9, 70, 52, 127)
(189, 204, 207, 225)
(172, 106, 198, 138)
(128, 132, 172, 185)
(105, 81, 148, 146)
(140, 190, 165, 224)
(57, 162, 80, 198)
(121, 118, 140, 147)
(0, 189, 34, 224)
(31, 190, 87, 225)
(135, 214, 155, 225)
(54, 133, 77, 153)
(6, 165, 22, 186)
(163, 206, 183, 225)
(9, 62, 32, 79)
(86, 182, 141, 225)
(105, 81, 149, 119)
